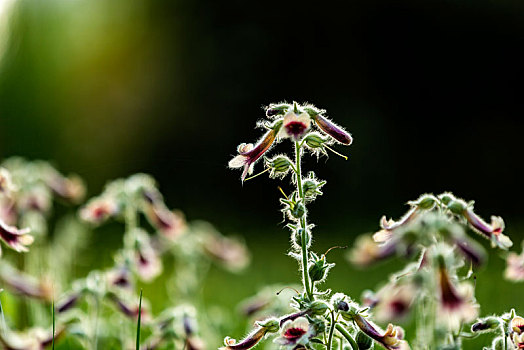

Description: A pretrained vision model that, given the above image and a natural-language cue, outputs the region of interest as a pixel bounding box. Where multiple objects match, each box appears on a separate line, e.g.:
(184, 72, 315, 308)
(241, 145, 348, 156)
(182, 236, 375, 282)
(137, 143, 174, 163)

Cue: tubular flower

(228, 121, 282, 182)
(220, 319, 279, 350)
(80, 197, 119, 225)
(202, 231, 250, 272)
(0, 167, 15, 196)
(0, 219, 33, 253)
(510, 316, 524, 348)
(0, 262, 53, 301)
(505, 250, 524, 282)
(311, 113, 352, 145)
(274, 317, 315, 349)
(374, 207, 419, 243)
(278, 111, 311, 141)
(373, 283, 416, 323)
(44, 172, 85, 204)
(143, 203, 186, 240)
(437, 266, 478, 330)
(349, 235, 397, 267)
(463, 208, 512, 250)
(353, 314, 410, 350)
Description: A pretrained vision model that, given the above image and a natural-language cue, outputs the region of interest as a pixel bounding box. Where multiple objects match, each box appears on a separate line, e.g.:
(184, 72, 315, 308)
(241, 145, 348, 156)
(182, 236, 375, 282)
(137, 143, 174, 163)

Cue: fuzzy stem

(295, 141, 313, 300)
(327, 311, 336, 350)
(335, 324, 358, 350)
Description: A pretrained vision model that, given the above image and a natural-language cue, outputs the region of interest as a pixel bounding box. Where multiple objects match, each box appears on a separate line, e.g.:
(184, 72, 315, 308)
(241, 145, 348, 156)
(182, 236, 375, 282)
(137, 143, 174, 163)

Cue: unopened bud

(438, 193, 455, 205)
(266, 156, 292, 176)
(409, 194, 438, 210)
(492, 337, 504, 350)
(337, 301, 349, 312)
(304, 133, 328, 149)
(291, 203, 306, 219)
(309, 300, 329, 316)
(266, 104, 289, 117)
(471, 317, 501, 333)
(257, 318, 279, 333)
(447, 199, 467, 215)
(356, 331, 373, 350)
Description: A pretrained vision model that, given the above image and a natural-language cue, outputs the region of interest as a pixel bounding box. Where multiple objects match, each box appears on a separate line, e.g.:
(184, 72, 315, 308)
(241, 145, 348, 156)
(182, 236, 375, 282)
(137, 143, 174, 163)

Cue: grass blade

(136, 289, 143, 350)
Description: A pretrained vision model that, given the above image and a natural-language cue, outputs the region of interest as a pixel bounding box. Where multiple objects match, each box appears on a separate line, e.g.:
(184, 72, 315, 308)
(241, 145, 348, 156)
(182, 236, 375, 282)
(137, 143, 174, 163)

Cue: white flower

(278, 111, 311, 141)
(274, 317, 314, 348)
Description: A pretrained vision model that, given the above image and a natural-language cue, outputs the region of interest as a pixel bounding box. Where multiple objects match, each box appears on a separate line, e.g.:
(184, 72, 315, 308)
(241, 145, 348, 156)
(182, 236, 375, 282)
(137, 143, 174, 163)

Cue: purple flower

(0, 261, 53, 301)
(143, 202, 186, 240)
(437, 266, 478, 330)
(229, 121, 282, 182)
(353, 314, 410, 350)
(464, 208, 512, 250)
(220, 327, 268, 350)
(0, 218, 33, 253)
(312, 113, 352, 145)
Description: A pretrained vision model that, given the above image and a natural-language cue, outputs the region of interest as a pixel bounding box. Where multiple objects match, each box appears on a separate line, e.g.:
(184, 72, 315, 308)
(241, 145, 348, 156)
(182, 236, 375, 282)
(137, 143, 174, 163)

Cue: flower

(372, 283, 416, 323)
(228, 121, 282, 182)
(274, 317, 315, 349)
(79, 196, 119, 225)
(201, 227, 250, 272)
(0, 167, 15, 196)
(348, 235, 397, 267)
(135, 235, 163, 282)
(463, 208, 512, 250)
(0, 261, 53, 301)
(45, 173, 85, 204)
(436, 266, 478, 330)
(374, 207, 419, 243)
(143, 203, 186, 240)
(221, 319, 279, 350)
(278, 111, 311, 141)
(353, 314, 410, 350)
(311, 113, 352, 145)
(0, 218, 33, 253)
(506, 250, 524, 282)
(510, 316, 524, 348)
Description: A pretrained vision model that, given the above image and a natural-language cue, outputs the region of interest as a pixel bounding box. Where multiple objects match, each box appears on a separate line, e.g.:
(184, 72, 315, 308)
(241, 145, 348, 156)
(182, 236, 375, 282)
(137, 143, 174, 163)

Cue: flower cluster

(349, 192, 513, 349)
(223, 102, 413, 350)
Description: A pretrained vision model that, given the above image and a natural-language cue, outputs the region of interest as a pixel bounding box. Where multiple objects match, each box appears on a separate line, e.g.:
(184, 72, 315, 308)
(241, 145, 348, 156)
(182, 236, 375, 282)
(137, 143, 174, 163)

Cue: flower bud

(408, 194, 438, 210)
(309, 300, 329, 316)
(257, 318, 280, 333)
(265, 156, 292, 177)
(471, 317, 502, 333)
(492, 337, 504, 350)
(356, 331, 373, 350)
(304, 133, 328, 149)
(447, 199, 467, 215)
(438, 192, 456, 205)
(291, 203, 306, 219)
(266, 104, 290, 117)
(308, 253, 335, 283)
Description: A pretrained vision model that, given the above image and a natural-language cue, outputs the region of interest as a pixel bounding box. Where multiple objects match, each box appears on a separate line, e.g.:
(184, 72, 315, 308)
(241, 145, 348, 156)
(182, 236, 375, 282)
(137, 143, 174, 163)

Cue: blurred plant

(224, 102, 411, 350)
(348, 192, 514, 349)
(51, 173, 250, 348)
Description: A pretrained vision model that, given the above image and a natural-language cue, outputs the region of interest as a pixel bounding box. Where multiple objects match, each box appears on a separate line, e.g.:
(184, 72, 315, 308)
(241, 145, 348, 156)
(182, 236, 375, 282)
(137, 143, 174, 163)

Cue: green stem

(327, 311, 336, 350)
(335, 324, 358, 350)
(295, 141, 313, 300)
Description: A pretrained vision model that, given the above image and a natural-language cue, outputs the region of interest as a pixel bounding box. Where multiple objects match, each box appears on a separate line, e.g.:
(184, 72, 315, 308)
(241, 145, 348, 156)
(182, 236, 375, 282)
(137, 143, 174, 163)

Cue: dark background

(1, 0, 524, 345)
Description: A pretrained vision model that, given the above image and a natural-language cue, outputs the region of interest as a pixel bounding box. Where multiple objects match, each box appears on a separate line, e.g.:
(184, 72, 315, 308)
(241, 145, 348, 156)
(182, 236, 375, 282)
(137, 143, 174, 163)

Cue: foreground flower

(353, 314, 410, 350)
(510, 316, 524, 348)
(228, 121, 282, 182)
(220, 319, 279, 350)
(437, 265, 478, 330)
(0, 218, 33, 253)
(278, 111, 311, 141)
(274, 317, 315, 349)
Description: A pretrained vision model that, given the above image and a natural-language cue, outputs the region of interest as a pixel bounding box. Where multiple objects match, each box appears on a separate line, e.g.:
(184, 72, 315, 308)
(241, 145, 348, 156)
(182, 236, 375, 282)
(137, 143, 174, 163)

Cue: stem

(335, 324, 358, 350)
(327, 311, 336, 350)
(295, 141, 313, 300)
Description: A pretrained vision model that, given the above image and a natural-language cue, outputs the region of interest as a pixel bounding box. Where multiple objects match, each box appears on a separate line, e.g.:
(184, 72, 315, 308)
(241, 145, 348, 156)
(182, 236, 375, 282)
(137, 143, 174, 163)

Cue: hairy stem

(327, 311, 336, 350)
(335, 324, 358, 350)
(295, 141, 313, 300)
